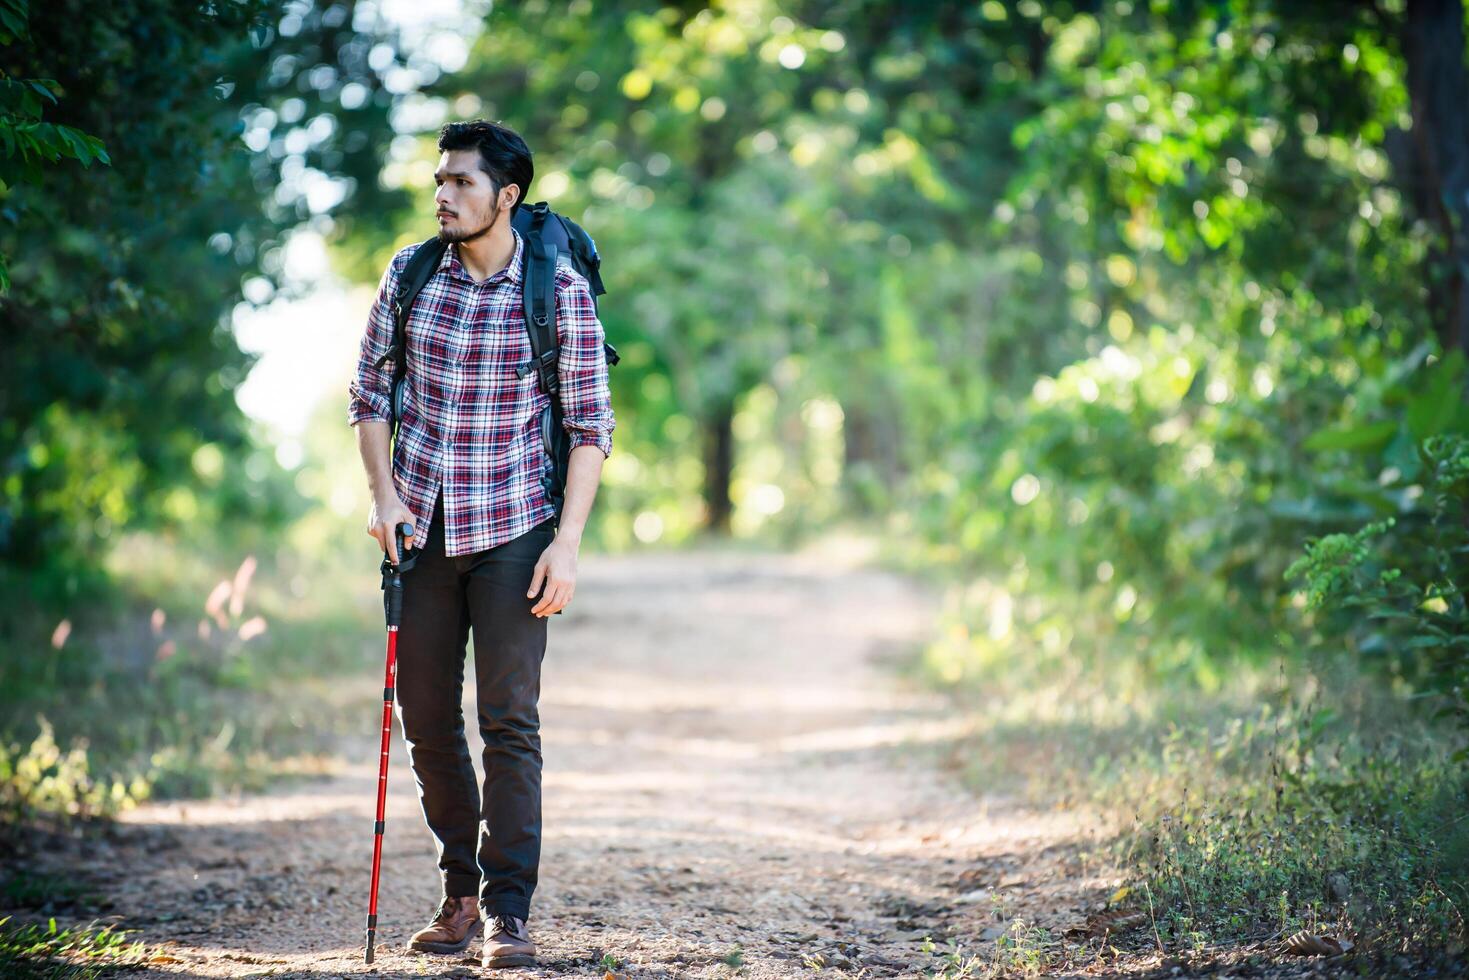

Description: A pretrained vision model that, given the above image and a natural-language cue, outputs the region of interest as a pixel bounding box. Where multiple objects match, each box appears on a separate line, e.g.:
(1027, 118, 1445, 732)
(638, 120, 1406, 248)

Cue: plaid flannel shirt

(348, 227, 615, 557)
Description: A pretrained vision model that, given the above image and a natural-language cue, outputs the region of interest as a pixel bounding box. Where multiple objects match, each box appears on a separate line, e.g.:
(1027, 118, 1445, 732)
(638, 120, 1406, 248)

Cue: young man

(347, 119, 614, 968)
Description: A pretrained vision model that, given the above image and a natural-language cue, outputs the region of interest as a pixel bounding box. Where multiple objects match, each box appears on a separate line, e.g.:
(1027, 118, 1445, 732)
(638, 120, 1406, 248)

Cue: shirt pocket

(490, 316, 541, 401)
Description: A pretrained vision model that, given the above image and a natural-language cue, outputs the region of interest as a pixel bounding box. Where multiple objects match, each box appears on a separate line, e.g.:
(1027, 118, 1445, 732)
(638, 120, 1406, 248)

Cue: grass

(1129, 723, 1468, 959)
(0, 916, 152, 979)
(919, 922, 1055, 979)
(0, 873, 96, 916)
(911, 622, 1469, 973)
(0, 520, 388, 830)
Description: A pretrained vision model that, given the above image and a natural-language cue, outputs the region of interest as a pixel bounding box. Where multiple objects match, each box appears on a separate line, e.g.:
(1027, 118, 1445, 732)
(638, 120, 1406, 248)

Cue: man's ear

(503, 183, 521, 211)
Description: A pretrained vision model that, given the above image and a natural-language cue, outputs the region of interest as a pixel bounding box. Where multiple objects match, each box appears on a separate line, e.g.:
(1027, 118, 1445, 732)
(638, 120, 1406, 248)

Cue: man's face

(433, 149, 518, 243)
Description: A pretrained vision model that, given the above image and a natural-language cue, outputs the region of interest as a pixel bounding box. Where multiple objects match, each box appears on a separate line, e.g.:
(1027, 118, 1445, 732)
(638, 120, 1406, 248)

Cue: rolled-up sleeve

(555, 271, 616, 458)
(347, 251, 406, 426)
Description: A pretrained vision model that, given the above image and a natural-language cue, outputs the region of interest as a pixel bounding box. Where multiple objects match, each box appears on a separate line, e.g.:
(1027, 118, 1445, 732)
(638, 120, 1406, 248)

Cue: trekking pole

(365, 522, 417, 965)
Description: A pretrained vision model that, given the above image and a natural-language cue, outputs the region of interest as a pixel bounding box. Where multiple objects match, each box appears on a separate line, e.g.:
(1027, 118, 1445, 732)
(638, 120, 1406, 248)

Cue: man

(347, 119, 614, 969)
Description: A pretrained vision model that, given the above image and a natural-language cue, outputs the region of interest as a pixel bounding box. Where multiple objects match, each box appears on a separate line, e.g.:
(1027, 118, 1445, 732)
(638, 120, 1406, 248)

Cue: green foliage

(0, 527, 387, 810)
(0, 719, 140, 825)
(0, 0, 110, 292)
(1289, 432, 1469, 731)
(1, 0, 410, 576)
(0, 916, 149, 980)
(916, 923, 1055, 978)
(1133, 706, 1468, 960)
(0, 0, 408, 824)
(1286, 519, 1394, 610)
(381, 2, 1054, 538)
(908, 0, 1442, 686)
(0, 872, 95, 914)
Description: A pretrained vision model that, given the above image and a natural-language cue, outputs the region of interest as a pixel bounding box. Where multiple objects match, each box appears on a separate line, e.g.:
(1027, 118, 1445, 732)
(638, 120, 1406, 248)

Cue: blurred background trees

(1, 0, 1463, 753)
(1, 0, 407, 577)
(380, 0, 1464, 723)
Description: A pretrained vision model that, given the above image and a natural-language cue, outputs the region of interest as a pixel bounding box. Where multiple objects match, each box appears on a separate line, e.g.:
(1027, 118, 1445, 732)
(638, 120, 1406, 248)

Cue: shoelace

(485, 913, 521, 937)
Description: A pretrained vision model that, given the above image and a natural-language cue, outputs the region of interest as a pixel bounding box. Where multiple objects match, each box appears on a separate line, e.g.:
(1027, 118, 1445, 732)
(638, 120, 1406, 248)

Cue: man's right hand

(368, 496, 416, 564)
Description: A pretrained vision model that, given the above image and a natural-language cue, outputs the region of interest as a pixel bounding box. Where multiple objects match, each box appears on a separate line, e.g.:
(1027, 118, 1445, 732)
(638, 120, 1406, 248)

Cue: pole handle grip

(380, 522, 417, 628)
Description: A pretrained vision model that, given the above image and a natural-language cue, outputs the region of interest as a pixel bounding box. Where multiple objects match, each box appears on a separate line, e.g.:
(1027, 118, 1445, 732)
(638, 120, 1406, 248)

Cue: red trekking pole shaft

(365, 522, 414, 965)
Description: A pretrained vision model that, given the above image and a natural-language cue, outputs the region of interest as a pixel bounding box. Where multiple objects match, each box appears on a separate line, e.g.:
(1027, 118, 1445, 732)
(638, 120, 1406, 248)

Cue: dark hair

(437, 119, 534, 214)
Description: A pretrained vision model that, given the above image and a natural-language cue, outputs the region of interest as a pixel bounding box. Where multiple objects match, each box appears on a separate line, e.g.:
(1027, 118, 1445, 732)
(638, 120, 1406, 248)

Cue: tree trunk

(702, 399, 735, 534)
(1402, 0, 1469, 358)
(841, 401, 889, 511)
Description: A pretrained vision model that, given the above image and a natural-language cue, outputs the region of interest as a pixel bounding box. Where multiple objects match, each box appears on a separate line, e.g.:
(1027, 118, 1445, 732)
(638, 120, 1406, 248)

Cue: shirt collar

(440, 226, 525, 286)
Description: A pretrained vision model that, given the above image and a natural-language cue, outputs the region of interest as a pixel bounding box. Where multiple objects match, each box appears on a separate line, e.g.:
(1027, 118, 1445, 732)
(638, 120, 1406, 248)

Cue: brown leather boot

(480, 912, 536, 968)
(405, 895, 482, 954)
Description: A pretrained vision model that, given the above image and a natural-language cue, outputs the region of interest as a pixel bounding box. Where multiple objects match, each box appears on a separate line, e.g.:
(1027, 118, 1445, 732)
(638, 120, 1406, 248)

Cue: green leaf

(55, 126, 81, 159)
(44, 125, 107, 168)
(1303, 420, 1399, 454)
(1307, 707, 1337, 737)
(27, 79, 58, 104)
(1382, 428, 1423, 481)
(16, 88, 41, 120)
(1406, 350, 1468, 440)
(0, 7, 26, 42)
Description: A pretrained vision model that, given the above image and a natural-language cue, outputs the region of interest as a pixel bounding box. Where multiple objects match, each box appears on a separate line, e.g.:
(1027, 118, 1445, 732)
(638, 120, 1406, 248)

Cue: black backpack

(374, 201, 619, 525)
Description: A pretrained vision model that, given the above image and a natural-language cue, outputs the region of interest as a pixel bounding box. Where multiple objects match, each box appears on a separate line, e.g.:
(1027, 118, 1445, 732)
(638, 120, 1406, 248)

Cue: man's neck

(453, 220, 515, 283)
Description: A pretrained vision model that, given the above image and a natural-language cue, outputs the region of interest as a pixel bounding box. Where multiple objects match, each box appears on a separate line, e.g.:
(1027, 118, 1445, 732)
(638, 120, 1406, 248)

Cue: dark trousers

(395, 491, 555, 921)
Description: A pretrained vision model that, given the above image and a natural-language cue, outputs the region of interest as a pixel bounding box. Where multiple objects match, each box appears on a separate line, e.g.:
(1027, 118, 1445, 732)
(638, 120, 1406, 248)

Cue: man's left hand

(528, 537, 578, 617)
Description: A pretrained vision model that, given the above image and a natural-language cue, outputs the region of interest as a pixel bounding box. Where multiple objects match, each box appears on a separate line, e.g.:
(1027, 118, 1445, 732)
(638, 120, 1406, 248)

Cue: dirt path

(66, 545, 1117, 977)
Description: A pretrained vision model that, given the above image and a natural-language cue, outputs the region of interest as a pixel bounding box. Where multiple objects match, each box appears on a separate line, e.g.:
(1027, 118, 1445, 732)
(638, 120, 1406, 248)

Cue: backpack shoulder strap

(517, 213, 569, 517)
(373, 237, 446, 438)
(518, 212, 561, 405)
(373, 238, 445, 372)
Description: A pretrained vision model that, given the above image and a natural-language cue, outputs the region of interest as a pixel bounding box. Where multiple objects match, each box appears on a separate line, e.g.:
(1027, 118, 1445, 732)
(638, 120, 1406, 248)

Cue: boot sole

(406, 918, 482, 954)
(481, 952, 536, 968)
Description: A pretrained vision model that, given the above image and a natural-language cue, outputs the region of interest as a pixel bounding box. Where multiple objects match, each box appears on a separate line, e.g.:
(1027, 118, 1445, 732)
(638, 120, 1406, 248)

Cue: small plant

(1288, 433, 1469, 735)
(0, 916, 149, 979)
(0, 719, 141, 827)
(929, 943, 986, 978)
(989, 919, 1054, 977)
(984, 888, 1012, 928)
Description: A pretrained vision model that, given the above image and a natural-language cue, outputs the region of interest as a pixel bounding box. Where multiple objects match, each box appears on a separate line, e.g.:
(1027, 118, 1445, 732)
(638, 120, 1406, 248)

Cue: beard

(436, 196, 502, 244)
